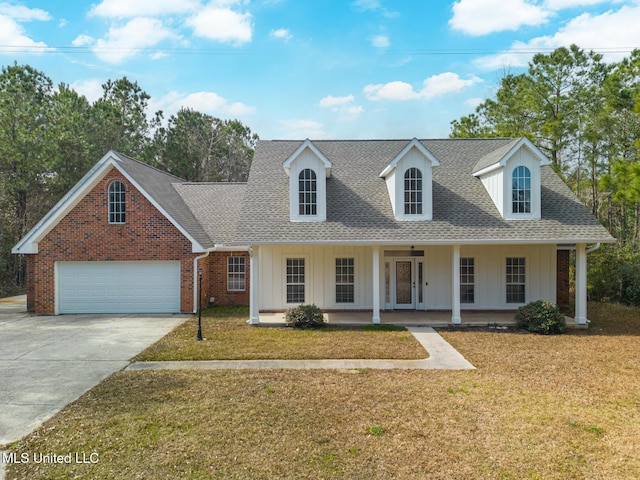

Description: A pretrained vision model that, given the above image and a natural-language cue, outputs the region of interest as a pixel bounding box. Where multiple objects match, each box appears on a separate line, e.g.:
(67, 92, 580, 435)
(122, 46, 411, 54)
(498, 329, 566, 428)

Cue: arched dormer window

(298, 169, 317, 216)
(108, 180, 126, 224)
(512, 166, 531, 214)
(404, 167, 423, 215)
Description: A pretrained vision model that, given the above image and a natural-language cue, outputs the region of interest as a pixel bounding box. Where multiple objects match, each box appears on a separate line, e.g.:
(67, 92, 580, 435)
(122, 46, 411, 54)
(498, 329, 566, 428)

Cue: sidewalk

(126, 326, 475, 371)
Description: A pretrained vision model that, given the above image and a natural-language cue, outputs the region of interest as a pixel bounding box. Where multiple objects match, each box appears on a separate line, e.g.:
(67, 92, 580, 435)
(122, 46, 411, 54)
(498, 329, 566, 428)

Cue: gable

(12, 151, 207, 254)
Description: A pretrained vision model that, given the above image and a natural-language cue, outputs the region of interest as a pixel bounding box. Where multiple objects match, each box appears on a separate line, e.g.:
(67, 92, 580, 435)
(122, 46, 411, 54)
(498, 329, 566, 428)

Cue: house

(12, 151, 249, 314)
(13, 137, 614, 325)
(234, 137, 614, 326)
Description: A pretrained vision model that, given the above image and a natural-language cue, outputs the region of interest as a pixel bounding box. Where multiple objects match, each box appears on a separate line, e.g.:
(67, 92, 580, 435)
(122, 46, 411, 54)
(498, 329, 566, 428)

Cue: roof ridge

(112, 151, 187, 183)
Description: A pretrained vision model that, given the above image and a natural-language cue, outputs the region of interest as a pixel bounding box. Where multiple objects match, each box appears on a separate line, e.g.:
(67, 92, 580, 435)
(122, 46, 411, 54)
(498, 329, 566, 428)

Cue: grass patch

(135, 306, 427, 361)
(6, 302, 640, 479)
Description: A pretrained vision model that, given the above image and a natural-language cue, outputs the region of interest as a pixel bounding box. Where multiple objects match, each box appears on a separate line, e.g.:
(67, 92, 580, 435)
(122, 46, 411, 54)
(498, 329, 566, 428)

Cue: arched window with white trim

(108, 180, 126, 224)
(512, 166, 531, 214)
(298, 169, 317, 216)
(404, 167, 423, 215)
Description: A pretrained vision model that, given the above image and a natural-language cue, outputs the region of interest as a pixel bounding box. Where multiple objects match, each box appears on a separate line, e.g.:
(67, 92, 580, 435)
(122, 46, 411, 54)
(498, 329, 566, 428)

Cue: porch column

(575, 243, 588, 325)
(372, 246, 381, 324)
(452, 244, 461, 324)
(248, 245, 260, 325)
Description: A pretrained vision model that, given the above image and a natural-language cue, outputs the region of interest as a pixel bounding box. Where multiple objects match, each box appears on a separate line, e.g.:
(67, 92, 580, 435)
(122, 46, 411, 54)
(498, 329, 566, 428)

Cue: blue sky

(1, 0, 640, 140)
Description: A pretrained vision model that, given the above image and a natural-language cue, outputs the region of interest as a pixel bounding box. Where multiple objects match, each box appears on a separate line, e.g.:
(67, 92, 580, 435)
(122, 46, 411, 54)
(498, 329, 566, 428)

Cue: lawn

(4, 302, 640, 479)
(135, 306, 427, 361)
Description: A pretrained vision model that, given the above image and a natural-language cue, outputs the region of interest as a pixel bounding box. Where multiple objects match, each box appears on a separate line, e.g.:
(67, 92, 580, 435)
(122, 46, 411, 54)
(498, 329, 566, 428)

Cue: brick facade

(556, 249, 571, 312)
(27, 168, 249, 314)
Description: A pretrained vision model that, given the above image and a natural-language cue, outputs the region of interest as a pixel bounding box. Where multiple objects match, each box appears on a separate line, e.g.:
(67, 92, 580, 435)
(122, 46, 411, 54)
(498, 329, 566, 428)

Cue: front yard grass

(4, 302, 640, 479)
(135, 306, 427, 361)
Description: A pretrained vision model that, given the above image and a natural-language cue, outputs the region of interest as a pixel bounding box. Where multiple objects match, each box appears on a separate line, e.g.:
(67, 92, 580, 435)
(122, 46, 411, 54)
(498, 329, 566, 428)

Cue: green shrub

(515, 300, 566, 335)
(285, 304, 326, 329)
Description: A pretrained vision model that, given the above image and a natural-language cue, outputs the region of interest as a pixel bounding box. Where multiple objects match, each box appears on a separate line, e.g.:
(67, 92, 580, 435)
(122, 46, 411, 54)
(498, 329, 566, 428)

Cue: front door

(394, 260, 415, 309)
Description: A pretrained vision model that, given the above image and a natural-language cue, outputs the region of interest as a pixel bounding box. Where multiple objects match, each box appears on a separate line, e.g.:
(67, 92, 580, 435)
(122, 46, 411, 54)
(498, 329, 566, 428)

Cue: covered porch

(248, 243, 591, 327)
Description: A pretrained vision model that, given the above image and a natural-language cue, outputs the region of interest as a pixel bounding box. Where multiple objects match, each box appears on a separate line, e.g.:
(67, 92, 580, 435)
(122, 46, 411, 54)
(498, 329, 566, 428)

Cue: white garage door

(57, 261, 181, 314)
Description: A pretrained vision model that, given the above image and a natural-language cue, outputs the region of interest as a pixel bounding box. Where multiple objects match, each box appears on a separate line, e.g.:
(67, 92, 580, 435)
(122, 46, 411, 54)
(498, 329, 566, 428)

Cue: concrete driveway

(0, 296, 187, 446)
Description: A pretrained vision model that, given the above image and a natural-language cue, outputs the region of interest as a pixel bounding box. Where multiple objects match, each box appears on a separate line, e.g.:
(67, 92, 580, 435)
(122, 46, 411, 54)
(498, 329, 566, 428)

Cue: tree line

(451, 45, 640, 305)
(0, 63, 257, 295)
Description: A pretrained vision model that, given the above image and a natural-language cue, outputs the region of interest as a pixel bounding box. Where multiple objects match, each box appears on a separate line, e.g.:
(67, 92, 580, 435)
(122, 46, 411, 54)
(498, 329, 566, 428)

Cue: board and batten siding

(257, 244, 556, 311)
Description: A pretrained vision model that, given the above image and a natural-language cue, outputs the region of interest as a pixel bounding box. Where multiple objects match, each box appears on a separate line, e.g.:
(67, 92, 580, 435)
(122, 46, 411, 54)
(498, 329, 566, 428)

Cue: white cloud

(0, 3, 50, 21)
(162, 91, 255, 117)
(280, 119, 326, 139)
(0, 15, 51, 54)
(187, 5, 252, 45)
(449, 0, 551, 35)
(364, 81, 420, 101)
(465, 97, 485, 108)
(543, 0, 609, 9)
(318, 94, 364, 120)
(72, 34, 94, 47)
(421, 72, 483, 99)
(370, 34, 390, 48)
(89, 0, 200, 18)
(93, 17, 178, 64)
(364, 73, 482, 101)
(319, 94, 355, 108)
(474, 5, 640, 70)
(270, 28, 292, 41)
(70, 79, 104, 103)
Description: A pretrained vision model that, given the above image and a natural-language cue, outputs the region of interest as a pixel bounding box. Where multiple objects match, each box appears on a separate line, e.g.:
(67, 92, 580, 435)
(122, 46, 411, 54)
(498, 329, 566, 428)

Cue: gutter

(586, 242, 601, 254)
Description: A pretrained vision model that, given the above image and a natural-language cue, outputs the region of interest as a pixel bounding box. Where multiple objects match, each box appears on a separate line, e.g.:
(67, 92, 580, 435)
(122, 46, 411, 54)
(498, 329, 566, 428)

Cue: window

(227, 256, 246, 291)
(404, 168, 423, 215)
(335, 258, 354, 303)
(108, 181, 126, 224)
(506, 257, 526, 303)
(512, 166, 531, 214)
(460, 257, 475, 304)
(298, 169, 317, 216)
(286, 258, 305, 303)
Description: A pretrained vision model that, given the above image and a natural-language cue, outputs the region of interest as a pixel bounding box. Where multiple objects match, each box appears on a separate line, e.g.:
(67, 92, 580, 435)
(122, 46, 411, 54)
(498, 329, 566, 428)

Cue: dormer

(473, 137, 550, 220)
(283, 139, 332, 222)
(379, 138, 440, 221)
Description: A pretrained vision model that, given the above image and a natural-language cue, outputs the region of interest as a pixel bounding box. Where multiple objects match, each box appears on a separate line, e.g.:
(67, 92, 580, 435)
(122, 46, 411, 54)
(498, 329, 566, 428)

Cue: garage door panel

(58, 261, 181, 314)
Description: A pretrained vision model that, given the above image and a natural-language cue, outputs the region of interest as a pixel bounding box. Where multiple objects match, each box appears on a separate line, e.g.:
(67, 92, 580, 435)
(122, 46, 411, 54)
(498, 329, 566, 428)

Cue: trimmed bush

(285, 304, 326, 329)
(515, 300, 566, 335)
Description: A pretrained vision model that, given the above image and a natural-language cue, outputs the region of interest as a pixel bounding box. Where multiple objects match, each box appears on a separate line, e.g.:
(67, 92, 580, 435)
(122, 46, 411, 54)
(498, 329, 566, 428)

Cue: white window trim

(460, 257, 475, 305)
(335, 257, 356, 304)
(298, 168, 318, 216)
(108, 180, 126, 224)
(227, 256, 246, 292)
(403, 167, 423, 216)
(505, 256, 527, 305)
(284, 255, 309, 305)
(511, 165, 532, 215)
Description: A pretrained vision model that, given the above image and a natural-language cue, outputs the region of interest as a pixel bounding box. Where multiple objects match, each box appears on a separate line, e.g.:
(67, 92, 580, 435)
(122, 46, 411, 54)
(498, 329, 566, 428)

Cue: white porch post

(452, 244, 461, 324)
(575, 243, 588, 325)
(372, 246, 381, 324)
(248, 245, 260, 325)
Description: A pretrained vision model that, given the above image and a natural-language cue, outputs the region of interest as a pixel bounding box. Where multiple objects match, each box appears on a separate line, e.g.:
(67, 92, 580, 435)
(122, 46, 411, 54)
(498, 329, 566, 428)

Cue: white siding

(503, 148, 542, 220)
(258, 244, 557, 311)
(288, 148, 328, 222)
(479, 168, 504, 216)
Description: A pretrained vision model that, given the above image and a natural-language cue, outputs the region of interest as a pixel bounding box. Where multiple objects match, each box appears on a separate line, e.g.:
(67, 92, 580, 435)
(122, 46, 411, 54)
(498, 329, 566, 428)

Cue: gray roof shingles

(113, 152, 245, 249)
(234, 138, 615, 244)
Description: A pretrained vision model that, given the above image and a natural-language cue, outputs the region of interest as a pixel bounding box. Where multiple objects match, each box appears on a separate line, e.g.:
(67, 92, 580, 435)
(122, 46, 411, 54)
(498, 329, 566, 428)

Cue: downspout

(192, 244, 251, 313)
(193, 249, 214, 313)
(586, 242, 601, 254)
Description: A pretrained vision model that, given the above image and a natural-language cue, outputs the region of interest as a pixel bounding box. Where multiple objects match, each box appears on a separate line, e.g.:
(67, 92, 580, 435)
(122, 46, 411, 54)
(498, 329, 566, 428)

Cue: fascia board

(282, 139, 333, 177)
(12, 151, 121, 254)
(379, 138, 440, 178)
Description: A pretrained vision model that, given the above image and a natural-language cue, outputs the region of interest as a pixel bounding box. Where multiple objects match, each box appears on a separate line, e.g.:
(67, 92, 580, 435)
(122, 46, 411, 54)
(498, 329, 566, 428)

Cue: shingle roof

(234, 138, 615, 245)
(113, 153, 245, 249)
(174, 183, 247, 246)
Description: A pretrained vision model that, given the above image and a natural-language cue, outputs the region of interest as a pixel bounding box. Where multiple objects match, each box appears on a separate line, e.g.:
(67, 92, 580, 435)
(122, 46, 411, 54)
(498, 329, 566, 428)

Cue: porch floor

(257, 310, 586, 328)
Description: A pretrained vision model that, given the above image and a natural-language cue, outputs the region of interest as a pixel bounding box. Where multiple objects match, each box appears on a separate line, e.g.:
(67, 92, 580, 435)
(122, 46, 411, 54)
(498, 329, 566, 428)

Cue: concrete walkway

(126, 326, 475, 371)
